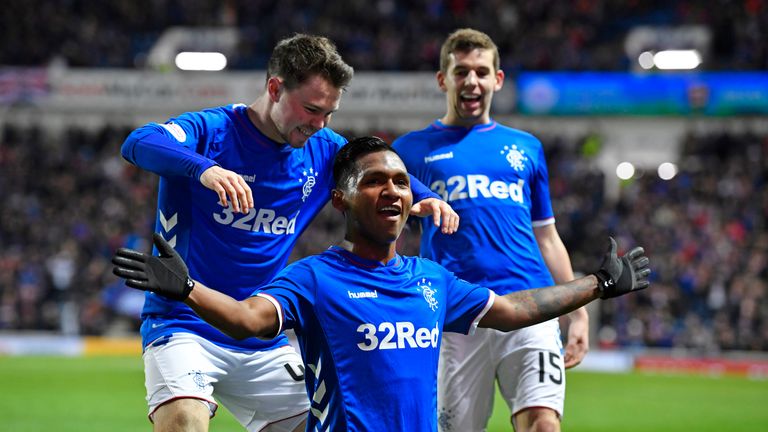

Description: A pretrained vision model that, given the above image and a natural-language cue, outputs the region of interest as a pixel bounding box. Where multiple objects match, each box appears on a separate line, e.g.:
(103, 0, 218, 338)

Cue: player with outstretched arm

(112, 136, 650, 432)
(120, 34, 457, 432)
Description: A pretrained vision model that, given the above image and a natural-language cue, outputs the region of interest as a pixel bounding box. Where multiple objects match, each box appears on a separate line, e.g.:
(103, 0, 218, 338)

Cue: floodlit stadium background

(1, 0, 767, 418)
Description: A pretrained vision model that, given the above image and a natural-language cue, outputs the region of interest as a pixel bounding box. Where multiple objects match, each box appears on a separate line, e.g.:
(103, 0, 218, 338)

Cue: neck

(247, 96, 283, 143)
(337, 239, 397, 265)
(440, 112, 490, 128)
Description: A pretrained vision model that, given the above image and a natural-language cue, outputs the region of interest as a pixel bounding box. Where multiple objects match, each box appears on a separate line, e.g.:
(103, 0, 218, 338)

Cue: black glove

(593, 237, 650, 299)
(112, 233, 194, 301)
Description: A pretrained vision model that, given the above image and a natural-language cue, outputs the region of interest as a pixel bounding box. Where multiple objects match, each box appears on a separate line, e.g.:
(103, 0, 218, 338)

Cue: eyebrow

(361, 168, 409, 179)
(305, 103, 338, 115)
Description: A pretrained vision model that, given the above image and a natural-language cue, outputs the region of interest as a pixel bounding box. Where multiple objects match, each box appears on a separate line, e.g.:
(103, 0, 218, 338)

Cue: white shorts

(437, 319, 564, 432)
(143, 333, 308, 432)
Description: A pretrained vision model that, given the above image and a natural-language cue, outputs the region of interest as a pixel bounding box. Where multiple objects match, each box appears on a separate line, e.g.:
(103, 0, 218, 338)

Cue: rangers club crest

(298, 167, 317, 202)
(500, 144, 528, 171)
(416, 278, 439, 311)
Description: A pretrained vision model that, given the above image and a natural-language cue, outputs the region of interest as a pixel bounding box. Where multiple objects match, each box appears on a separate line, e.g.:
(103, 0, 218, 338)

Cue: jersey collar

(328, 246, 402, 269)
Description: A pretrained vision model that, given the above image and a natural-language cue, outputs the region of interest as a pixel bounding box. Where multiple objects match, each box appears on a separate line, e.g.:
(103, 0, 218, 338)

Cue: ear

(436, 70, 447, 93)
(494, 69, 505, 91)
(267, 77, 283, 102)
(331, 188, 347, 213)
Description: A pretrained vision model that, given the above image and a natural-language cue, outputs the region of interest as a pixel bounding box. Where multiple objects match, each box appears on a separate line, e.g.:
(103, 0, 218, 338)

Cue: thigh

(152, 398, 211, 432)
(438, 329, 497, 432)
(144, 333, 226, 420)
(216, 345, 309, 432)
(495, 319, 566, 418)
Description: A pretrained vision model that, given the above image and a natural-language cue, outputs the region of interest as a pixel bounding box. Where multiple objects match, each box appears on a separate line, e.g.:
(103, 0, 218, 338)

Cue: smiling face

(438, 48, 504, 127)
(333, 150, 413, 248)
(269, 74, 342, 148)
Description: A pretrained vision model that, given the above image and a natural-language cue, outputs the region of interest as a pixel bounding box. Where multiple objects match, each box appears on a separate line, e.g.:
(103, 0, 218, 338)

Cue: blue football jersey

(122, 104, 344, 350)
(256, 247, 493, 432)
(393, 120, 556, 294)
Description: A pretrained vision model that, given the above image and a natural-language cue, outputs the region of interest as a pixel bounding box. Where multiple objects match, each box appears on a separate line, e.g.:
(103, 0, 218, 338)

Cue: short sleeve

(441, 270, 494, 335)
(530, 141, 555, 224)
(251, 261, 317, 334)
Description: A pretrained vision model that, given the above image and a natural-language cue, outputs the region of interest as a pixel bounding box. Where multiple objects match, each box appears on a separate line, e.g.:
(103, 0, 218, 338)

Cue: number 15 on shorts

(538, 352, 563, 384)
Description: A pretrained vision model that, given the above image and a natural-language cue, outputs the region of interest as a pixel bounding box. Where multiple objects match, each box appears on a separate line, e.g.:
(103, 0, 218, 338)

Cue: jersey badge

(500, 144, 528, 171)
(416, 278, 439, 311)
(298, 167, 317, 202)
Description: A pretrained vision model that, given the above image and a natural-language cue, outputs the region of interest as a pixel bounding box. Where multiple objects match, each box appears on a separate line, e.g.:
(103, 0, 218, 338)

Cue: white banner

(2, 68, 462, 116)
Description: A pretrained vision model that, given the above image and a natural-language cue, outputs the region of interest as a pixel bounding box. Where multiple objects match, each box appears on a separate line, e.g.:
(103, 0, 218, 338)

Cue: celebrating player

(393, 28, 589, 431)
(119, 34, 458, 432)
(112, 136, 649, 432)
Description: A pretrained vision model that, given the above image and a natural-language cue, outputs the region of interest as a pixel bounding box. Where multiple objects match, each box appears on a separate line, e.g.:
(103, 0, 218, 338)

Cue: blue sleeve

(393, 135, 438, 202)
(121, 116, 218, 180)
(530, 142, 554, 222)
(442, 271, 493, 334)
(409, 174, 440, 202)
(252, 262, 316, 333)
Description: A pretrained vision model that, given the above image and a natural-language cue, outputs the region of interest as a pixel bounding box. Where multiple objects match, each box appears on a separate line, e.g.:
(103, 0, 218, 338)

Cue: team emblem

(298, 167, 317, 202)
(416, 278, 439, 311)
(500, 144, 528, 171)
(187, 370, 208, 390)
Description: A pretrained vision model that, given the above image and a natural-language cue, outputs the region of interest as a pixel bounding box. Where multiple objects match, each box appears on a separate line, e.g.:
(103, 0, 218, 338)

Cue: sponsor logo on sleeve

(161, 122, 187, 142)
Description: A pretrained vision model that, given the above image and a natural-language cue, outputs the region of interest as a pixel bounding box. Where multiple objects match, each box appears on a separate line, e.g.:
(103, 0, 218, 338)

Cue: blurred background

(1, 0, 767, 376)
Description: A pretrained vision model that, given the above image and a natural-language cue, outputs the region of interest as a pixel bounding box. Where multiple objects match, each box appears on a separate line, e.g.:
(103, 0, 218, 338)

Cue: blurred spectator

(0, 124, 156, 334)
(0, 124, 765, 352)
(1, 0, 766, 71)
(587, 132, 768, 353)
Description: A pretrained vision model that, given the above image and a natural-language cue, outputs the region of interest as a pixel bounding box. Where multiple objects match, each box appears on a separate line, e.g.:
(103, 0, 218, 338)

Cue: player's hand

(112, 233, 194, 301)
(200, 166, 254, 213)
(562, 311, 589, 369)
(593, 237, 650, 299)
(410, 198, 460, 234)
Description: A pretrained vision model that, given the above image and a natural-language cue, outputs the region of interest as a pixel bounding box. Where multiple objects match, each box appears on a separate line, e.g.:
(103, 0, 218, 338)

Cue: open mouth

(378, 205, 402, 218)
(460, 93, 482, 103)
(297, 126, 316, 137)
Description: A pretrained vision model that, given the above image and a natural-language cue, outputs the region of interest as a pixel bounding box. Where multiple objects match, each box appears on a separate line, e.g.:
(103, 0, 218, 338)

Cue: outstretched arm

(184, 282, 279, 340)
(481, 237, 650, 332)
(111, 233, 278, 339)
(480, 276, 598, 331)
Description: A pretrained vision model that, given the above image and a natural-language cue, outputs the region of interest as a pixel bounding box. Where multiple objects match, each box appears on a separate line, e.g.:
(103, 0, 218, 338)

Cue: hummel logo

(425, 152, 454, 164)
(348, 290, 378, 299)
(240, 173, 256, 182)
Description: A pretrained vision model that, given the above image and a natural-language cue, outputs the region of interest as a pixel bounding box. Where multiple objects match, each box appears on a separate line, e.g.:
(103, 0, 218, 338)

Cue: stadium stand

(0, 122, 765, 352)
(2, 1, 766, 71)
(0, 1, 765, 356)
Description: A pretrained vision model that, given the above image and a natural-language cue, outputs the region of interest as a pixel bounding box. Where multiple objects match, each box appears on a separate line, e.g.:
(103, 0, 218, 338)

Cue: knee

(153, 399, 209, 432)
(529, 417, 560, 432)
(513, 408, 561, 432)
(164, 410, 204, 430)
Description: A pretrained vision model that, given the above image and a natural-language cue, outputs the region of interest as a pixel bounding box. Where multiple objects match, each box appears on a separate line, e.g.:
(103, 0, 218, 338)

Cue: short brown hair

(268, 34, 354, 90)
(439, 28, 500, 73)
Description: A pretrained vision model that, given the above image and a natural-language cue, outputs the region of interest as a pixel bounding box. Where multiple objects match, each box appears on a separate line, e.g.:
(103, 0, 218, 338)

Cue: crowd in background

(0, 124, 155, 335)
(1, 0, 766, 353)
(2, 0, 766, 71)
(0, 123, 765, 353)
